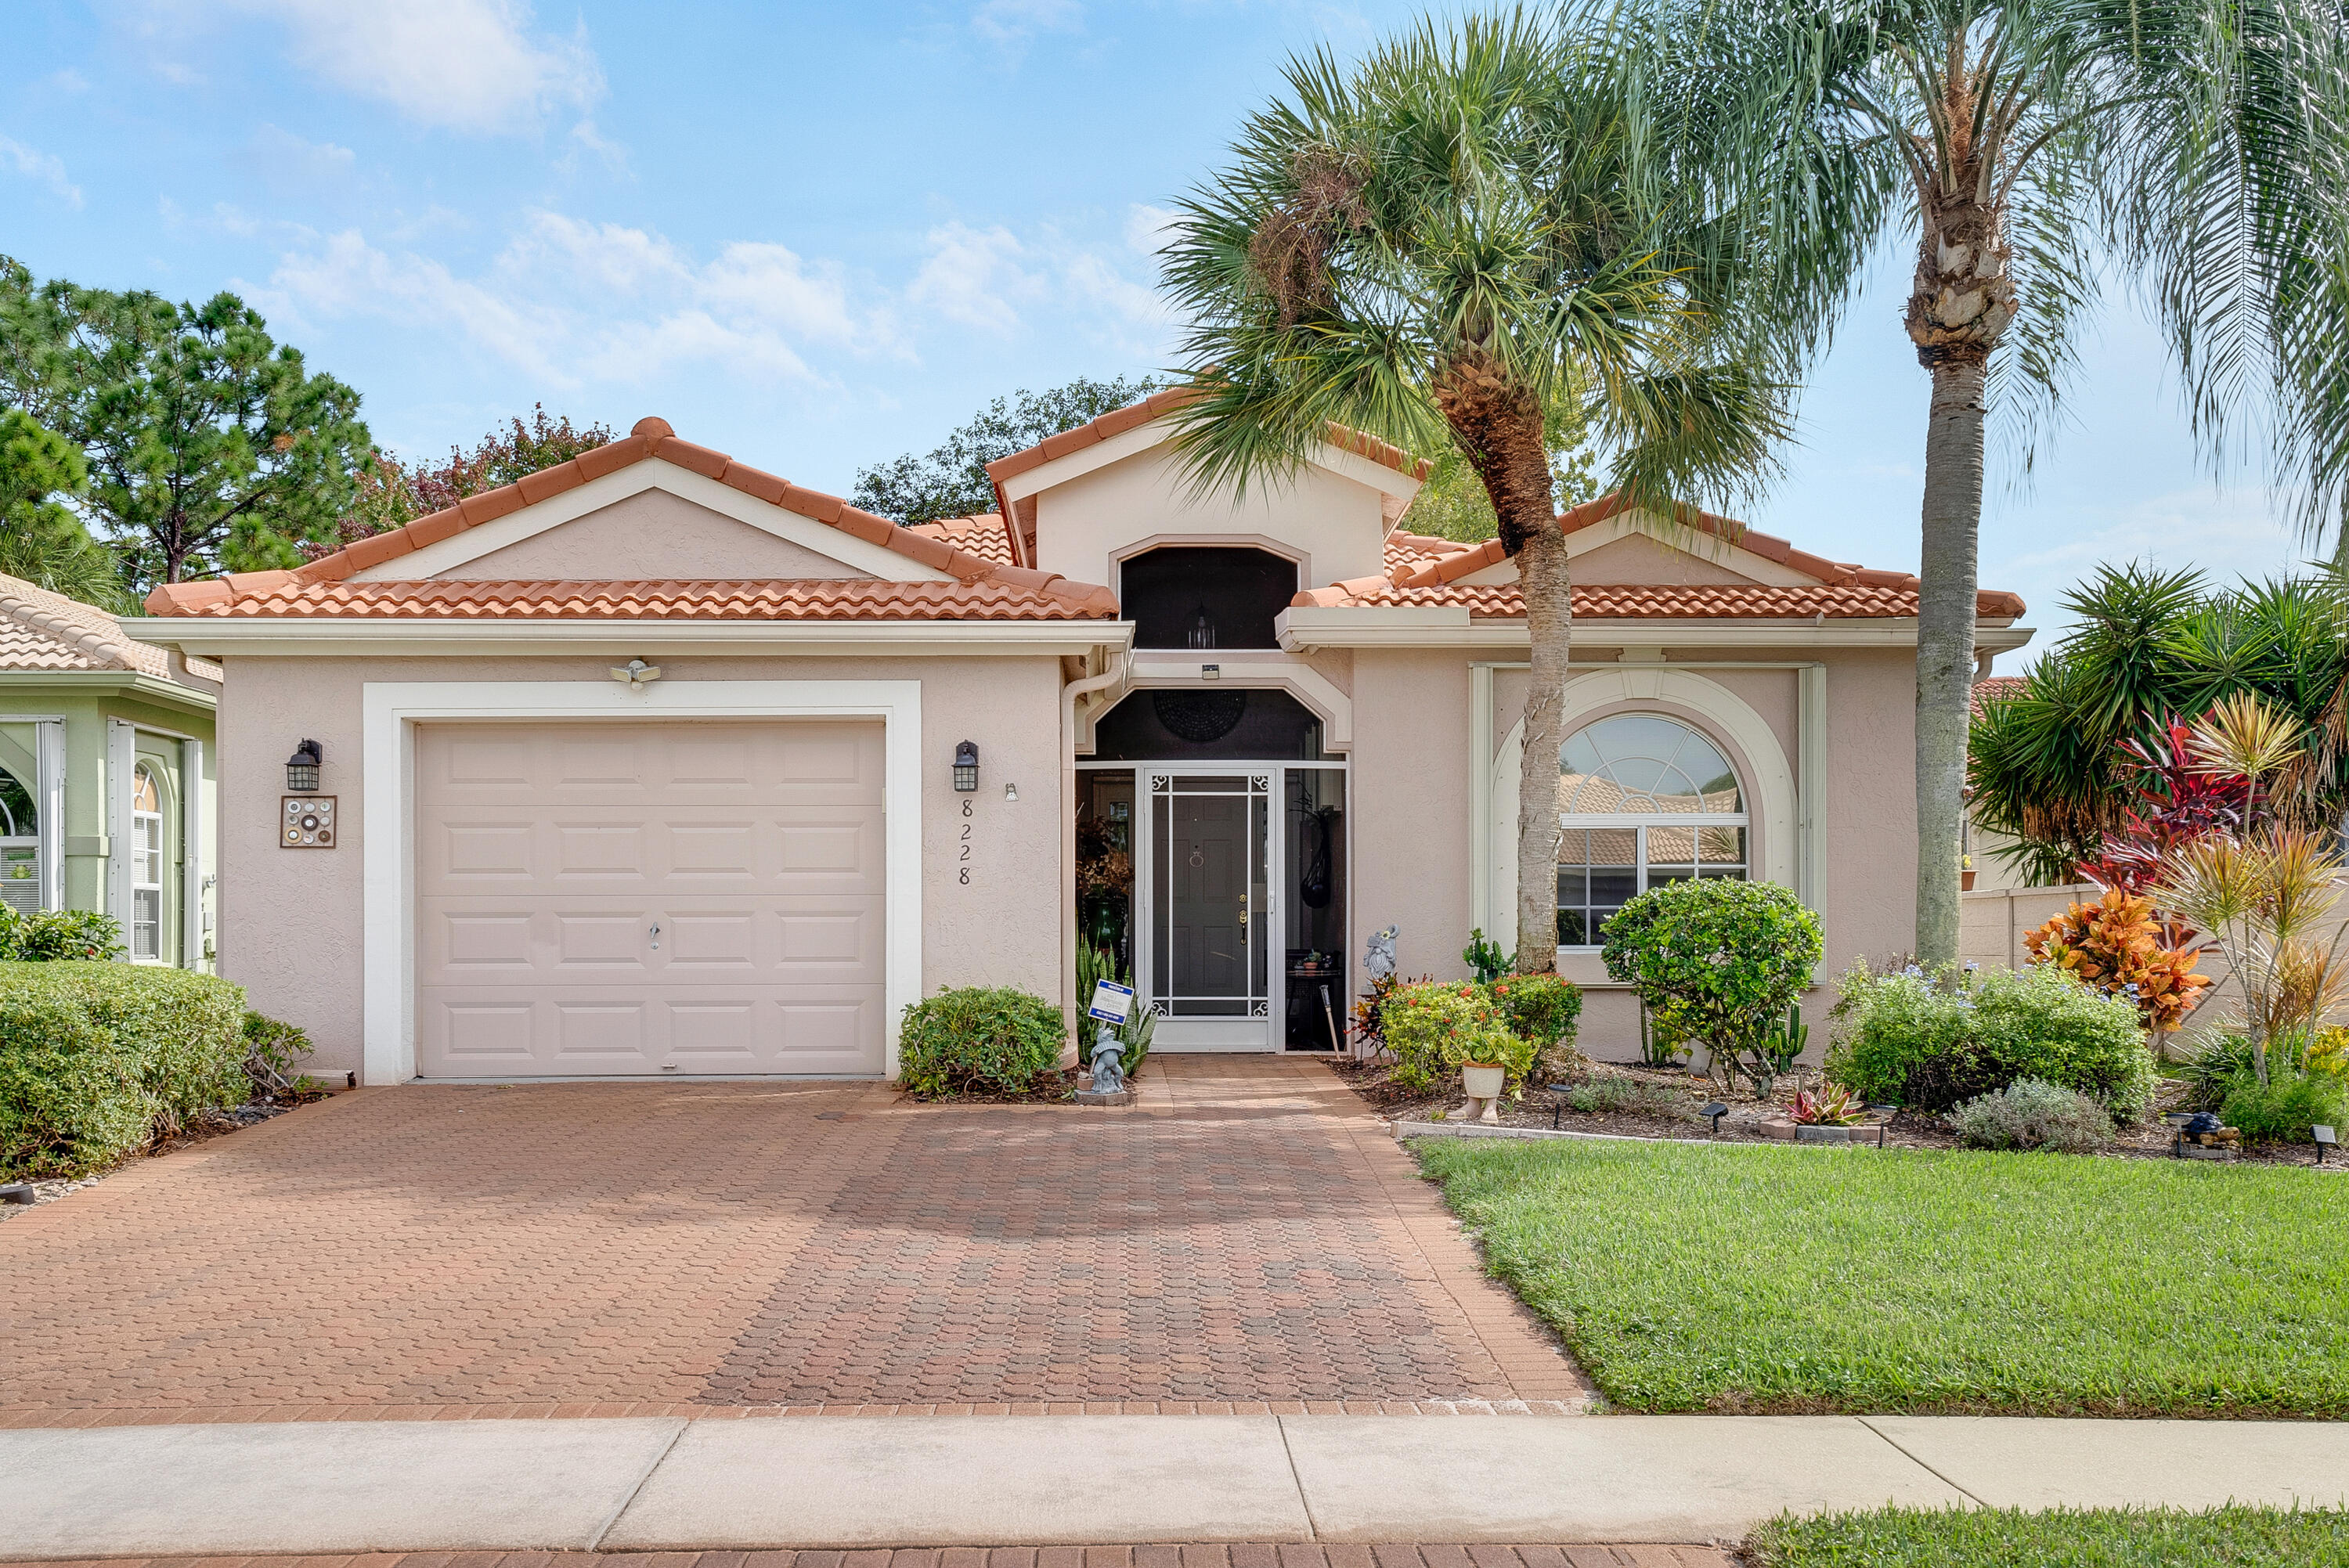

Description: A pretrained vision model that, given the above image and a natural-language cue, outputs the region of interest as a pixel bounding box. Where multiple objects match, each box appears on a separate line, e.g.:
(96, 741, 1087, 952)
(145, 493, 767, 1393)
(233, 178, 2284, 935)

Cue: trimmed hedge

(898, 985, 1065, 1097)
(0, 961, 249, 1177)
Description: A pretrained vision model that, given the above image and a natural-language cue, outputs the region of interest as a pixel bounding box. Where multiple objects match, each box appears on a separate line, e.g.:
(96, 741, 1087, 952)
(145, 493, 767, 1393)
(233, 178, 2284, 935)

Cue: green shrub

(1487, 972, 1585, 1081)
(2221, 1071, 2347, 1144)
(1382, 980, 1532, 1094)
(242, 1011, 317, 1098)
(1950, 1078, 2116, 1153)
(0, 961, 248, 1177)
(897, 985, 1065, 1097)
(1827, 962, 2156, 1117)
(2178, 1028, 2303, 1111)
(1600, 878, 1823, 1090)
(0, 907, 124, 961)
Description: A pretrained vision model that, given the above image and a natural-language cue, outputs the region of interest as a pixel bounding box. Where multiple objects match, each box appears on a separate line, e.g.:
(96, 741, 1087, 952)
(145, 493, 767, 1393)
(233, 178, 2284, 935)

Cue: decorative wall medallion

(1153, 689, 1248, 744)
(282, 796, 336, 848)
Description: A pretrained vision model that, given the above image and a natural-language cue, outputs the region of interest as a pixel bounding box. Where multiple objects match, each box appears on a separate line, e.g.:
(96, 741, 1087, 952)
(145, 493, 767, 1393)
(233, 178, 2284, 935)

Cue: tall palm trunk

(1906, 151, 2013, 971)
(1913, 356, 1986, 971)
(1439, 360, 1566, 974)
(1514, 525, 1572, 974)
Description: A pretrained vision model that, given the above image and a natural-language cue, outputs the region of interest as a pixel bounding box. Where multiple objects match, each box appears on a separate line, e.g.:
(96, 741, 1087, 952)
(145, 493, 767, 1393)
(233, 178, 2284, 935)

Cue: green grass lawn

(1746, 1505, 2349, 1566)
(1412, 1137, 2349, 1415)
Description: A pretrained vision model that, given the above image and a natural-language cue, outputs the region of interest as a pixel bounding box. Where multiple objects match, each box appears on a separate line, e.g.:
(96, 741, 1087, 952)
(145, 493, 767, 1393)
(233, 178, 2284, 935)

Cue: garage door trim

(361, 679, 922, 1085)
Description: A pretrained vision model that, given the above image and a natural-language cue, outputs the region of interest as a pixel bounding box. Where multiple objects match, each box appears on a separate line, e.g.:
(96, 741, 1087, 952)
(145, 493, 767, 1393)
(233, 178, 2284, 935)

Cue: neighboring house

(0, 573, 218, 966)
(128, 399, 2033, 1083)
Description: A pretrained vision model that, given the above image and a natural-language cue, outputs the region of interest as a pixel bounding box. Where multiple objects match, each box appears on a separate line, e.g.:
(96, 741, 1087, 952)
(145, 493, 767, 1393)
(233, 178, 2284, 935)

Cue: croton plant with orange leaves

(2024, 887, 2210, 1033)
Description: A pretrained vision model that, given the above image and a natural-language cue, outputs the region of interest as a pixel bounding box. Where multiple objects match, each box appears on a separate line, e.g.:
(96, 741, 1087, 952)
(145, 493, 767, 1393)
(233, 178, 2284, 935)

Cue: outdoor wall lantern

(285, 739, 323, 793)
(953, 741, 980, 792)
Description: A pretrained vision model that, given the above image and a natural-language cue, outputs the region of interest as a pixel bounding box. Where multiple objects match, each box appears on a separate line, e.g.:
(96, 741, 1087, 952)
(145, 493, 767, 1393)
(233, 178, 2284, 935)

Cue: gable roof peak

(141, 420, 1089, 619)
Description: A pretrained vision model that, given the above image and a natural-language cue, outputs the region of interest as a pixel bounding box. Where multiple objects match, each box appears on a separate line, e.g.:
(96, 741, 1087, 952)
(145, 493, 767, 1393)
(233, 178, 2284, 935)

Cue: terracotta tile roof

(982, 388, 1434, 487)
(0, 573, 174, 677)
(1384, 530, 1478, 575)
(902, 514, 1018, 566)
(142, 418, 1075, 619)
(157, 575, 1120, 622)
(1972, 674, 2031, 715)
(1294, 579, 2026, 619)
(1312, 494, 2028, 620)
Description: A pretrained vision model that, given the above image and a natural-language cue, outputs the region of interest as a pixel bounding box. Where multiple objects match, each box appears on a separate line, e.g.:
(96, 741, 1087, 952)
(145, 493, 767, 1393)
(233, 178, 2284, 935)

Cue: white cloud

(902, 207, 1176, 355)
(0, 135, 83, 208)
(1124, 202, 1179, 258)
(135, 0, 601, 134)
(256, 211, 902, 392)
(907, 222, 1041, 335)
(47, 69, 90, 93)
(560, 117, 630, 176)
(246, 124, 357, 192)
(971, 0, 1083, 45)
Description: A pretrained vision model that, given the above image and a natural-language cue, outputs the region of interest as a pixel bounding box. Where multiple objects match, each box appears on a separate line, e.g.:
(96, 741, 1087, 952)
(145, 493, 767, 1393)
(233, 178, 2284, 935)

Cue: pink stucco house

(127, 396, 2032, 1083)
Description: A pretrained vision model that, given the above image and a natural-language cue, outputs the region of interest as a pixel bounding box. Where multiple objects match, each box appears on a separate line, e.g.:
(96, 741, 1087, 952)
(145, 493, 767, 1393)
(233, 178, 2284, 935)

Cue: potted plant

(1460, 1059, 1506, 1101)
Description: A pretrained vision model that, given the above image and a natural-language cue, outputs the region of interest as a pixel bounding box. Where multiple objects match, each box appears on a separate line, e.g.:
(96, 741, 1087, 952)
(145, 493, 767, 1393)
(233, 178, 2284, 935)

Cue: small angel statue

(1366, 925, 1400, 982)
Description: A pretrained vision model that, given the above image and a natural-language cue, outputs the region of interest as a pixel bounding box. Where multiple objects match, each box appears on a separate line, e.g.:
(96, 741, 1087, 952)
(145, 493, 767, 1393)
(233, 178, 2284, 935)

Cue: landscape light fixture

(953, 741, 980, 792)
(1700, 1101, 1729, 1137)
(284, 739, 323, 793)
(2318, 1125, 2338, 1166)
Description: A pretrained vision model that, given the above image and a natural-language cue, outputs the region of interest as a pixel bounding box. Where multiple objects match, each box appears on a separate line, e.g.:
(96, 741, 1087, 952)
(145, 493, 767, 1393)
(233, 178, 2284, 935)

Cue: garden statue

(1366, 925, 1399, 982)
(1089, 1033, 1126, 1096)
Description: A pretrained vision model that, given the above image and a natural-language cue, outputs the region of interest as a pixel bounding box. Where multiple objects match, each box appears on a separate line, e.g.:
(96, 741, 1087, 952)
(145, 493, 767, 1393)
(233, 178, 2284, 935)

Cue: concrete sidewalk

(3, 1414, 2347, 1558)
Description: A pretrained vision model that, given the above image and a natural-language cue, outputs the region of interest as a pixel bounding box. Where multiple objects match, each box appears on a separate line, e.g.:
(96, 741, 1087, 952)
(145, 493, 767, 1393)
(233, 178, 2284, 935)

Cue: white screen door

(1145, 771, 1272, 1050)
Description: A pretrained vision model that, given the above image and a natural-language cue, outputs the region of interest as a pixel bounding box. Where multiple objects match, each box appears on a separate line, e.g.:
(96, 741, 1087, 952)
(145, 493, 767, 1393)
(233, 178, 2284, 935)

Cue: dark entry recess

(1119, 547, 1299, 651)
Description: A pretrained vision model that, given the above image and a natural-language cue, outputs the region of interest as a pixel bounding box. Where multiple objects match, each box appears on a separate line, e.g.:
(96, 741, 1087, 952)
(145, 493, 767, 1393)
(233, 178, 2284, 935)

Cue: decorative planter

(1961, 869, 1978, 892)
(1461, 1062, 1506, 1101)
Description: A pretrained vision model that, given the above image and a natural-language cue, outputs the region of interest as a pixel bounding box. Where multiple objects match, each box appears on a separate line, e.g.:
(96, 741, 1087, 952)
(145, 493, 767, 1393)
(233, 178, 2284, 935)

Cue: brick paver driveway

(0, 1058, 1585, 1425)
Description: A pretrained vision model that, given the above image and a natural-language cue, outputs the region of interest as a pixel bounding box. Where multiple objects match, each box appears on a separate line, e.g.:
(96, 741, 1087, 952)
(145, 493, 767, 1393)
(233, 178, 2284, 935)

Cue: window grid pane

(1556, 715, 1749, 946)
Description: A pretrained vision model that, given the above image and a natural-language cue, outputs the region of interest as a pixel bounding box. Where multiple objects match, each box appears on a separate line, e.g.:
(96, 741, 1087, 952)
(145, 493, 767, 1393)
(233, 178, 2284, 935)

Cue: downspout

(1059, 651, 1130, 1062)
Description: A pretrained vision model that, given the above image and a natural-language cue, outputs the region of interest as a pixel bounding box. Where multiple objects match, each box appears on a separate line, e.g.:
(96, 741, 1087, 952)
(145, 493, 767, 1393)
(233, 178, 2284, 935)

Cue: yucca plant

(2155, 829, 2349, 1087)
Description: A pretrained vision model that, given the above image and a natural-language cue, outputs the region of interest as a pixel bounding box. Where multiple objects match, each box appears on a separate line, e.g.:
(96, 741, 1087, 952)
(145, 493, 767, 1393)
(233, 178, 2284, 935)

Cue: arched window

(1556, 714, 1748, 946)
(131, 765, 164, 961)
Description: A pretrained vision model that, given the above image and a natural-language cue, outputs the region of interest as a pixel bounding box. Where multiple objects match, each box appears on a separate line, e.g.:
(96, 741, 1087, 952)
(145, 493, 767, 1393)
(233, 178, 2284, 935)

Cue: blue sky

(4, 0, 2314, 667)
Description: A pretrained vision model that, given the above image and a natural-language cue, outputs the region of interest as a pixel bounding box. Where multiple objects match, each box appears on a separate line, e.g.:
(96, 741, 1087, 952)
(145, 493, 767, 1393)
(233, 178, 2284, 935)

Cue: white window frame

(129, 762, 165, 962)
(362, 679, 923, 1087)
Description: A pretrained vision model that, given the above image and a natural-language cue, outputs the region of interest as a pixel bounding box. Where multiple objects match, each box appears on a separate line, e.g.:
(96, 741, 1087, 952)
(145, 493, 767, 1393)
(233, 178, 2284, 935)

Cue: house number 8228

(959, 798, 972, 884)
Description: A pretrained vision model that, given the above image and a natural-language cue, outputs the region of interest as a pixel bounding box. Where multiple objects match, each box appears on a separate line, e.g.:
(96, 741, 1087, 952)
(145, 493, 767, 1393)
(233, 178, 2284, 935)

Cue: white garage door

(413, 719, 886, 1078)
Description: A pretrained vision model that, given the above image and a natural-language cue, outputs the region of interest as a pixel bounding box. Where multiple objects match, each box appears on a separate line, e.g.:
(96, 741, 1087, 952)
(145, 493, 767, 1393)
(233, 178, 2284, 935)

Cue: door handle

(649, 923, 661, 952)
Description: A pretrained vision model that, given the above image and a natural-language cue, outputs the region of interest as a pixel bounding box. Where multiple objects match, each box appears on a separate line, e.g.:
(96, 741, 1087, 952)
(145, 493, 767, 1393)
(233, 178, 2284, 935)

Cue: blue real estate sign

(1088, 980, 1135, 1026)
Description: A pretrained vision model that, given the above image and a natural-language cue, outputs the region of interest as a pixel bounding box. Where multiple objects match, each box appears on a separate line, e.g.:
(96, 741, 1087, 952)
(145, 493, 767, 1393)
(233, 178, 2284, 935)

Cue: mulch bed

(1330, 1056, 2344, 1168)
(0, 1090, 328, 1221)
(897, 1066, 1085, 1105)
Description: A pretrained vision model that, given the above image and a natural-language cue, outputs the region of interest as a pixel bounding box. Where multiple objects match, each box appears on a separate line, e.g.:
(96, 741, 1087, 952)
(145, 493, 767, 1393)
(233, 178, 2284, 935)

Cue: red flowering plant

(2026, 714, 2233, 1033)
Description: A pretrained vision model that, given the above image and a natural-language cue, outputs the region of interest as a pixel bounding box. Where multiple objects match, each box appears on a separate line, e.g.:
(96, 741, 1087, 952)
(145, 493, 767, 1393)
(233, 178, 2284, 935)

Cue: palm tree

(1158, 14, 1785, 975)
(1615, 0, 2349, 972)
